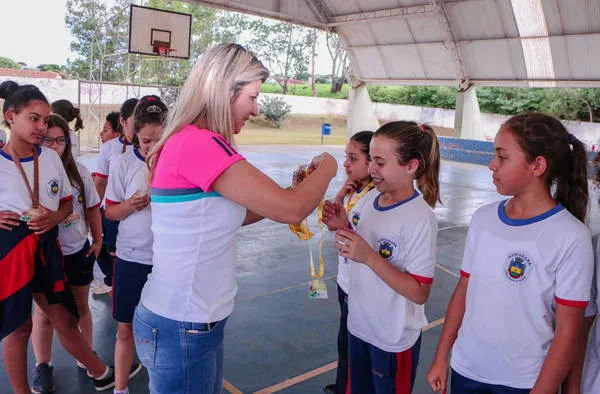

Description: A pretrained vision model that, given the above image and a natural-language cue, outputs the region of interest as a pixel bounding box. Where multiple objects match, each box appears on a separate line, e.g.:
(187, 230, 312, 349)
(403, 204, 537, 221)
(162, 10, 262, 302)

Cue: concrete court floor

(1, 145, 599, 394)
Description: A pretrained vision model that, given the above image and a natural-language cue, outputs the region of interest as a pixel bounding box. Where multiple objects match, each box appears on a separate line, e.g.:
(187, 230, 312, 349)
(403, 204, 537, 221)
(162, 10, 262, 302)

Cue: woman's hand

(334, 228, 376, 265)
(322, 200, 349, 231)
(310, 153, 338, 179)
(0, 210, 20, 230)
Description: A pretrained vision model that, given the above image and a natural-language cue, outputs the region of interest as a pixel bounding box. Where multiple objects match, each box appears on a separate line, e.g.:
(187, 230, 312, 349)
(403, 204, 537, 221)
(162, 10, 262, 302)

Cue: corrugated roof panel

(551, 35, 600, 80)
(368, 19, 417, 46)
(544, 0, 600, 35)
(351, 46, 389, 79)
(447, 0, 513, 40)
(413, 43, 457, 79)
(405, 14, 446, 42)
(459, 38, 527, 80)
(337, 23, 377, 46)
(378, 45, 428, 79)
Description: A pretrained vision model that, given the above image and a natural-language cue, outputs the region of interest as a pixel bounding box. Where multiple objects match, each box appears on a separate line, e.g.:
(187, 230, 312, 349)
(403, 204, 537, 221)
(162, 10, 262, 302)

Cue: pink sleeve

(177, 131, 245, 192)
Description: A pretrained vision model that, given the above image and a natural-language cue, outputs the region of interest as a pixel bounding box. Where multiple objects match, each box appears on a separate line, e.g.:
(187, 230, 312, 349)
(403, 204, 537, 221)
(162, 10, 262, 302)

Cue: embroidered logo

(47, 179, 59, 198)
(377, 237, 398, 260)
(351, 212, 360, 226)
(505, 251, 532, 283)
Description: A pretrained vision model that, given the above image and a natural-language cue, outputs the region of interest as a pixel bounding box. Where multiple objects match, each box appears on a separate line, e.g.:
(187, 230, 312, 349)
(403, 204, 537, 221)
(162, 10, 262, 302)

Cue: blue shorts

(451, 370, 531, 394)
(348, 332, 421, 393)
(63, 240, 95, 286)
(112, 257, 152, 323)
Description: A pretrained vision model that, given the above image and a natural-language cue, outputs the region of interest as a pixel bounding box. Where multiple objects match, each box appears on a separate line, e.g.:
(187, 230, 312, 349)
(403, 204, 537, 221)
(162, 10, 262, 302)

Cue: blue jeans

(133, 303, 227, 394)
(451, 369, 532, 394)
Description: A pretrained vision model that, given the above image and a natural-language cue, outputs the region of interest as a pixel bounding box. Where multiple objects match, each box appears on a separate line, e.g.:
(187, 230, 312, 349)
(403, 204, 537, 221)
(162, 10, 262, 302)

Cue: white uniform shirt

(105, 148, 153, 265)
(583, 234, 600, 394)
(58, 162, 101, 255)
(94, 136, 133, 178)
(69, 131, 80, 158)
(451, 201, 594, 389)
(347, 190, 437, 353)
(0, 146, 72, 213)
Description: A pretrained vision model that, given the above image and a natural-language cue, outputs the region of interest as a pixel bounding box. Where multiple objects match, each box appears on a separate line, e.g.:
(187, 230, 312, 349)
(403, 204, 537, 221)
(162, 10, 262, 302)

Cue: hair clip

(147, 105, 162, 114)
(418, 124, 425, 132)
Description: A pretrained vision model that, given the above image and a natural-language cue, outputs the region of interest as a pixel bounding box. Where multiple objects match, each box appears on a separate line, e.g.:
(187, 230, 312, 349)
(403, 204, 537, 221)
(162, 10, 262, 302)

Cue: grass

(260, 83, 350, 99)
(236, 114, 348, 145)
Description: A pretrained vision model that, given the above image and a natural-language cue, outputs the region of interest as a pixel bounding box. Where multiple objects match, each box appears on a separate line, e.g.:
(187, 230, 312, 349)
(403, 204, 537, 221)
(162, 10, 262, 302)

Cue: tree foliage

(326, 33, 347, 93)
(246, 21, 311, 95)
(259, 96, 292, 128)
(0, 56, 22, 69)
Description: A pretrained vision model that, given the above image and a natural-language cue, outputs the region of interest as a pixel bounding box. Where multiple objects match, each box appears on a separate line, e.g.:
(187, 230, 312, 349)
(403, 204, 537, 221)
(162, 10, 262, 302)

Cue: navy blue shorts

(451, 370, 531, 394)
(63, 240, 95, 286)
(348, 332, 421, 393)
(112, 257, 152, 323)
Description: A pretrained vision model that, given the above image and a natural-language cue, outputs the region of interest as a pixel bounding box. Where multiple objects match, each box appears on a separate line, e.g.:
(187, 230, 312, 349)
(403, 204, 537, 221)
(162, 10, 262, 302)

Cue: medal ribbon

(344, 182, 374, 216)
(7, 145, 39, 208)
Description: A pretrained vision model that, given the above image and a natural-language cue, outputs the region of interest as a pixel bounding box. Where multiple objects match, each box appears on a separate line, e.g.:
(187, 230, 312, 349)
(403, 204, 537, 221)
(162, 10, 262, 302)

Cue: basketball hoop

(157, 46, 176, 57)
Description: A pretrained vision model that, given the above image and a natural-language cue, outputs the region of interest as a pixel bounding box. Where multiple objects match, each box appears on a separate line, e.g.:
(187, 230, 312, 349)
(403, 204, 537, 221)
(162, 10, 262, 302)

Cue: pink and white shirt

(140, 125, 247, 323)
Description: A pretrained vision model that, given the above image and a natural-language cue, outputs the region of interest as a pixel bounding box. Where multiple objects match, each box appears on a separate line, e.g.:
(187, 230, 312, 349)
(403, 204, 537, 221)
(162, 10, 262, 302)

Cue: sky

(0, 0, 334, 75)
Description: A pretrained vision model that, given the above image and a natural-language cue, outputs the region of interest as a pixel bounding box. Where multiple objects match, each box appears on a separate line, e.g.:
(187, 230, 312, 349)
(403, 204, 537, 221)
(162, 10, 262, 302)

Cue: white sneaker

(91, 280, 112, 295)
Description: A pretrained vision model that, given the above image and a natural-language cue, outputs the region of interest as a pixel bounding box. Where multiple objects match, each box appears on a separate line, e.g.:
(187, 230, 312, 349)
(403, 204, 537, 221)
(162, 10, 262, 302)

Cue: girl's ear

(406, 158, 420, 175)
(532, 155, 548, 177)
(4, 110, 13, 124)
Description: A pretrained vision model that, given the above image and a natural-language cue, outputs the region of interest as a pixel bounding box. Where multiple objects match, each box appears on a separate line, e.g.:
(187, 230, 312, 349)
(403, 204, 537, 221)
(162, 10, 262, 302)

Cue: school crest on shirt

(377, 237, 398, 260)
(47, 179, 59, 198)
(351, 212, 360, 226)
(504, 251, 533, 283)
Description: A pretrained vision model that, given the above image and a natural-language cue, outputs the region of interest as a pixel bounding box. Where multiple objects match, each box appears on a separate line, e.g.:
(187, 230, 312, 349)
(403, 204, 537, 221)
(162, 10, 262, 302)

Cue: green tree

(0, 56, 21, 69)
(326, 33, 347, 93)
(246, 21, 311, 94)
(37, 64, 63, 73)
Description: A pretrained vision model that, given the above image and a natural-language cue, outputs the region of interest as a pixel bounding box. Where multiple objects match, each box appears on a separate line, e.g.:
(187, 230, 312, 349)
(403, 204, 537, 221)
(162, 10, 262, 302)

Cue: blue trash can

(321, 123, 332, 135)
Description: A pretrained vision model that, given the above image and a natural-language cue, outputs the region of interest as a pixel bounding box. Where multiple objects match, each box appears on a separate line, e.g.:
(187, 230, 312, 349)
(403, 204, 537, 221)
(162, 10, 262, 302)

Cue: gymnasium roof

(190, 0, 600, 88)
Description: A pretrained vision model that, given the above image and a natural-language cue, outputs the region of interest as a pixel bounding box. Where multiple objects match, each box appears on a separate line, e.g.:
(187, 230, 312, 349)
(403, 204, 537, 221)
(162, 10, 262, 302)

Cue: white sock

(96, 366, 110, 380)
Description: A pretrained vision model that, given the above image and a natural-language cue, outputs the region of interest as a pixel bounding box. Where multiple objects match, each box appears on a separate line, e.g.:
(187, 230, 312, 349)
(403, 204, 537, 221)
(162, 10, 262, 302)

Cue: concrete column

(454, 85, 485, 140)
(347, 84, 380, 138)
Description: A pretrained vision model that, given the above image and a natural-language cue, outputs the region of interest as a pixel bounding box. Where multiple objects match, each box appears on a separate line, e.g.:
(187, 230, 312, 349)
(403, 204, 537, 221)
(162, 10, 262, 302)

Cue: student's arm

(213, 154, 337, 225)
(531, 305, 586, 394)
(427, 276, 469, 393)
(562, 315, 596, 394)
(94, 176, 108, 201)
(105, 195, 149, 221)
(85, 204, 103, 258)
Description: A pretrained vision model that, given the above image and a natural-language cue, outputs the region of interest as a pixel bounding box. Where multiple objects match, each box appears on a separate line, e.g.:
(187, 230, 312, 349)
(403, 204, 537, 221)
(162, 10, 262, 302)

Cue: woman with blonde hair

(133, 43, 337, 393)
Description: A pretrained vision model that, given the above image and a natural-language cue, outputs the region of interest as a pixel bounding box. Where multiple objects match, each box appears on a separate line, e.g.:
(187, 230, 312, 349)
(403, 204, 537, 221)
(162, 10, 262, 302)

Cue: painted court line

(251, 316, 447, 393)
(224, 379, 244, 394)
(436, 263, 460, 279)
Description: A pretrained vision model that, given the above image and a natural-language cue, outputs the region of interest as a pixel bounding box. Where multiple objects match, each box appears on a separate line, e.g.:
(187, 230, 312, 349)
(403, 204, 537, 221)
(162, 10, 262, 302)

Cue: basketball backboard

(129, 5, 191, 59)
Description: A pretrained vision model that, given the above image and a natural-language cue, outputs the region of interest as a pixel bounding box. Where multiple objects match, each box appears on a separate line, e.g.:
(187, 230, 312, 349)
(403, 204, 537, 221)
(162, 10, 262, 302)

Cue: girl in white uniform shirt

(323, 121, 441, 393)
(30, 114, 102, 393)
(0, 81, 115, 393)
(323, 130, 374, 394)
(427, 112, 594, 394)
(133, 43, 337, 394)
(105, 95, 167, 394)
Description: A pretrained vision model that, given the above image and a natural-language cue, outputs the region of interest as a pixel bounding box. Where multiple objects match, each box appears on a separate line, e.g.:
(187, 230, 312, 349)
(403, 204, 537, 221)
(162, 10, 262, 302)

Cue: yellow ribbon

(344, 182, 375, 215)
